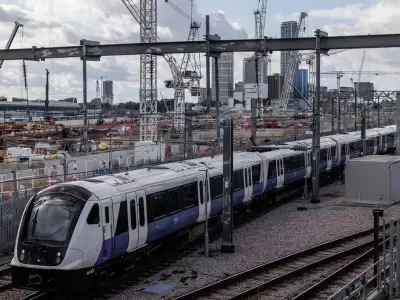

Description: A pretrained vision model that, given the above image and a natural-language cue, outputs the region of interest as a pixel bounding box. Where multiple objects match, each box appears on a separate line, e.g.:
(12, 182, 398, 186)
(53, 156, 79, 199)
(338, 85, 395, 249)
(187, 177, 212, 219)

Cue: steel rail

(290, 247, 375, 300)
(173, 225, 389, 300)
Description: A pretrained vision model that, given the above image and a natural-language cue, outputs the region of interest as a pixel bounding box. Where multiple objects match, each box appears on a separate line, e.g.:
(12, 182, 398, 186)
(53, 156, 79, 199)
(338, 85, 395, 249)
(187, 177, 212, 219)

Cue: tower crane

(0, 21, 23, 69)
(164, 0, 202, 132)
(253, 0, 268, 119)
(121, 0, 201, 138)
(121, 0, 158, 141)
(279, 12, 308, 114)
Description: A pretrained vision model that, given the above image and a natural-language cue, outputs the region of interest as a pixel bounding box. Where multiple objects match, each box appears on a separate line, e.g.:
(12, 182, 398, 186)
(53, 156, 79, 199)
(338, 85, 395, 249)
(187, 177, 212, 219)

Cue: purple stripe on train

(95, 232, 129, 265)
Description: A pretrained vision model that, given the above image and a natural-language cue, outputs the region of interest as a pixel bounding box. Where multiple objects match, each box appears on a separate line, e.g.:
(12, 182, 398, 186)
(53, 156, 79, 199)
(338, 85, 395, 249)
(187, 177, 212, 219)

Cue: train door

(326, 147, 332, 171)
(373, 137, 377, 154)
(243, 163, 253, 202)
(305, 151, 311, 178)
(101, 199, 114, 261)
(382, 134, 387, 152)
(344, 143, 350, 161)
(197, 174, 207, 221)
(136, 190, 148, 248)
(126, 192, 139, 250)
(276, 158, 284, 188)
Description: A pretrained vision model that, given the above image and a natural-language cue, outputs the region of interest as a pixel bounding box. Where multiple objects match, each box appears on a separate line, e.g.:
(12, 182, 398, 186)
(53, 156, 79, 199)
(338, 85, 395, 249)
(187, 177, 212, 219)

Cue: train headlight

(19, 249, 25, 261)
(55, 252, 62, 264)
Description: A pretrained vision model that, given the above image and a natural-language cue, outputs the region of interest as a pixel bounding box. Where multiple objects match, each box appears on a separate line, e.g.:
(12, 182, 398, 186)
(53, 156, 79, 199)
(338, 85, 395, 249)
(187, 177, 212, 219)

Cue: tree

(0, 96, 7, 101)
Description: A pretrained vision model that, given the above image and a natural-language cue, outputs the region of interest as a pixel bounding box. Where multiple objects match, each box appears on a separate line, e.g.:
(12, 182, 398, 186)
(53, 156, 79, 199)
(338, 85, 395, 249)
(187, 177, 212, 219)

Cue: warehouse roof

(0, 100, 81, 110)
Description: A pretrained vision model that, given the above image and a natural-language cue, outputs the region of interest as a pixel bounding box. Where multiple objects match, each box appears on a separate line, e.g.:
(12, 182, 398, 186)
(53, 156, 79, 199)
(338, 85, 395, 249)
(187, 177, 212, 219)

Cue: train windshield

(23, 193, 84, 244)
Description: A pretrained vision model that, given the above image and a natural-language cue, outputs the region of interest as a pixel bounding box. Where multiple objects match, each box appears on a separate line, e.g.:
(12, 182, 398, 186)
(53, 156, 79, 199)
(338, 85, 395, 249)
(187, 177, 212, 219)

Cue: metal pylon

(139, 0, 157, 141)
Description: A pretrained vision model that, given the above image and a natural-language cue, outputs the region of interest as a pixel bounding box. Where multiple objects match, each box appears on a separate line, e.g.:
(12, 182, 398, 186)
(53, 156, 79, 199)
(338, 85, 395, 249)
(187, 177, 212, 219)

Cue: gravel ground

(104, 182, 400, 300)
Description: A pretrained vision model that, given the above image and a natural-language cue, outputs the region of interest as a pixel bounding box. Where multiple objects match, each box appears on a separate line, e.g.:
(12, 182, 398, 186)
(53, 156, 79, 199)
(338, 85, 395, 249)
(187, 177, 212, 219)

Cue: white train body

(11, 126, 396, 290)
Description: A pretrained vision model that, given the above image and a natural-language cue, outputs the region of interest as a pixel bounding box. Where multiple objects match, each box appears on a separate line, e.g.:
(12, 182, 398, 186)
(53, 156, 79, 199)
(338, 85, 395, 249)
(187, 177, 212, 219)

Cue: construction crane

(121, 0, 158, 141)
(253, 0, 268, 118)
(164, 0, 202, 132)
(279, 12, 308, 114)
(0, 21, 23, 69)
(122, 0, 197, 140)
(321, 71, 400, 75)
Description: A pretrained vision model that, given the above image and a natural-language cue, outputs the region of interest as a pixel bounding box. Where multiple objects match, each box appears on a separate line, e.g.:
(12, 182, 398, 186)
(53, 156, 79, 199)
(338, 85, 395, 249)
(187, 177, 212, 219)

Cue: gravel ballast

(106, 182, 400, 300)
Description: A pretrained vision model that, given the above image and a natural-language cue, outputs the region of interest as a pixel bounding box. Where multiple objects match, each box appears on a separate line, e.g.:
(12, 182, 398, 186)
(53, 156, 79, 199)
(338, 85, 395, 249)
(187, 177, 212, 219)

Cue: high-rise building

(212, 53, 234, 108)
(242, 55, 268, 109)
(354, 82, 374, 102)
(243, 56, 268, 85)
(235, 81, 244, 92)
(280, 21, 298, 76)
(267, 74, 284, 100)
(102, 80, 114, 105)
(293, 69, 308, 106)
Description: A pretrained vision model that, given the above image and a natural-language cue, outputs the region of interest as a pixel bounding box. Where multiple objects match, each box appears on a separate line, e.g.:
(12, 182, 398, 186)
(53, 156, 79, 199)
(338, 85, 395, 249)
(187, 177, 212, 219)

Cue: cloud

(0, 0, 248, 103)
(275, 0, 400, 92)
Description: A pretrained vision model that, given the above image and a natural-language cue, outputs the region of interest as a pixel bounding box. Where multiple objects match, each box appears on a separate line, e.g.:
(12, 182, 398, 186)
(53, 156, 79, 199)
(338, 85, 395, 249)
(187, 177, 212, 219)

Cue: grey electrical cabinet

(345, 155, 400, 205)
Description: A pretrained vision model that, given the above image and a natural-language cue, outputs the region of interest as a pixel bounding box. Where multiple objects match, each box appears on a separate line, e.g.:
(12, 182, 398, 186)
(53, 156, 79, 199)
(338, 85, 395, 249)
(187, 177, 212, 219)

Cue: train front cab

(11, 185, 98, 292)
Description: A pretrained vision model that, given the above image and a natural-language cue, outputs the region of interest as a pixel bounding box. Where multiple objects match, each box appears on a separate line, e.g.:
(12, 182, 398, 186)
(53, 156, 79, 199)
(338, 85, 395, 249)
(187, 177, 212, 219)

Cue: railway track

(173, 226, 387, 300)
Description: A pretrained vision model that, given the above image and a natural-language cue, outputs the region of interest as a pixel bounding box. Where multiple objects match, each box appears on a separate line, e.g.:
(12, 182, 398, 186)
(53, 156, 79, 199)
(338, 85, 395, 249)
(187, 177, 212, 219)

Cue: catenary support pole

(396, 217, 400, 297)
(361, 105, 366, 156)
(205, 16, 211, 113)
(396, 92, 400, 156)
(354, 91, 358, 131)
(221, 116, 235, 253)
(311, 29, 327, 204)
(215, 56, 220, 142)
(337, 75, 341, 132)
(45, 69, 49, 120)
(293, 99, 299, 140)
(331, 96, 335, 134)
(251, 98, 257, 140)
(82, 45, 88, 154)
(184, 103, 193, 159)
(343, 98, 348, 133)
(373, 209, 383, 289)
(377, 96, 380, 127)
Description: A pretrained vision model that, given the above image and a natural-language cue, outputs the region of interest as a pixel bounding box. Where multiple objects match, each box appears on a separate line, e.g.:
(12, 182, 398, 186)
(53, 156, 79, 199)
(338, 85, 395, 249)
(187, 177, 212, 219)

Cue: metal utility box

(345, 155, 400, 205)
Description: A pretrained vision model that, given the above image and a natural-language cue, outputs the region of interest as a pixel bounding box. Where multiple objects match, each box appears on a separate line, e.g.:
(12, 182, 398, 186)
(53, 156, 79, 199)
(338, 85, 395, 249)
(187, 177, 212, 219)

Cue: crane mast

(0, 21, 23, 69)
(165, 0, 202, 132)
(121, 0, 158, 141)
(253, 0, 267, 116)
(279, 12, 308, 114)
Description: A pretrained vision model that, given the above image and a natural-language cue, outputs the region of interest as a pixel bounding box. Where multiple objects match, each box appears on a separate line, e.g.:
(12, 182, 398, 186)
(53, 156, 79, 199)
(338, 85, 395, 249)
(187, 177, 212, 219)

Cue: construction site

(0, 0, 398, 200)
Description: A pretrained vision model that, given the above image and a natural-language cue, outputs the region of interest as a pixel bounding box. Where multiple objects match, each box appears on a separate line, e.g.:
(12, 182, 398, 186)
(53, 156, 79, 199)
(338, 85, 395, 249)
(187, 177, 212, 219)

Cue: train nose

(28, 275, 42, 285)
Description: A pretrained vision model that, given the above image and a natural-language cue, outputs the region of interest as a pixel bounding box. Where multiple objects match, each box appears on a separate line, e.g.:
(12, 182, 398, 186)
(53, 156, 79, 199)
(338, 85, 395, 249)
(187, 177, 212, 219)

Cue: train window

(252, 164, 261, 184)
(87, 203, 99, 225)
(148, 192, 167, 220)
(320, 149, 327, 162)
(167, 188, 181, 213)
(130, 200, 137, 230)
(115, 201, 129, 236)
(139, 197, 145, 227)
(341, 145, 346, 156)
(284, 155, 304, 173)
(105, 206, 110, 223)
(210, 175, 223, 199)
(182, 182, 198, 208)
(267, 160, 276, 179)
(332, 146, 337, 160)
(199, 182, 204, 204)
(248, 168, 252, 185)
(233, 170, 243, 191)
(244, 168, 248, 188)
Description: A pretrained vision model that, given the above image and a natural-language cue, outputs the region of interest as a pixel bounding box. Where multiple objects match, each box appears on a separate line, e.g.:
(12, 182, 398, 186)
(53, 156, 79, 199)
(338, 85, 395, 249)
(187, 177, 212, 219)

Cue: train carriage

(11, 125, 397, 291)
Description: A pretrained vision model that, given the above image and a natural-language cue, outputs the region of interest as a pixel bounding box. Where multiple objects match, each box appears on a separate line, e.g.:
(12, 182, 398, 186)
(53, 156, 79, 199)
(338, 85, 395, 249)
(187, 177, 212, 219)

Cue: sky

(0, 0, 399, 103)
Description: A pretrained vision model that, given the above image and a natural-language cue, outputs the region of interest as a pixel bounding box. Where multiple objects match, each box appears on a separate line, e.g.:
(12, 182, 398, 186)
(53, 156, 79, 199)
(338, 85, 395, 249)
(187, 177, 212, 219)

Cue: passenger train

(11, 125, 397, 291)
